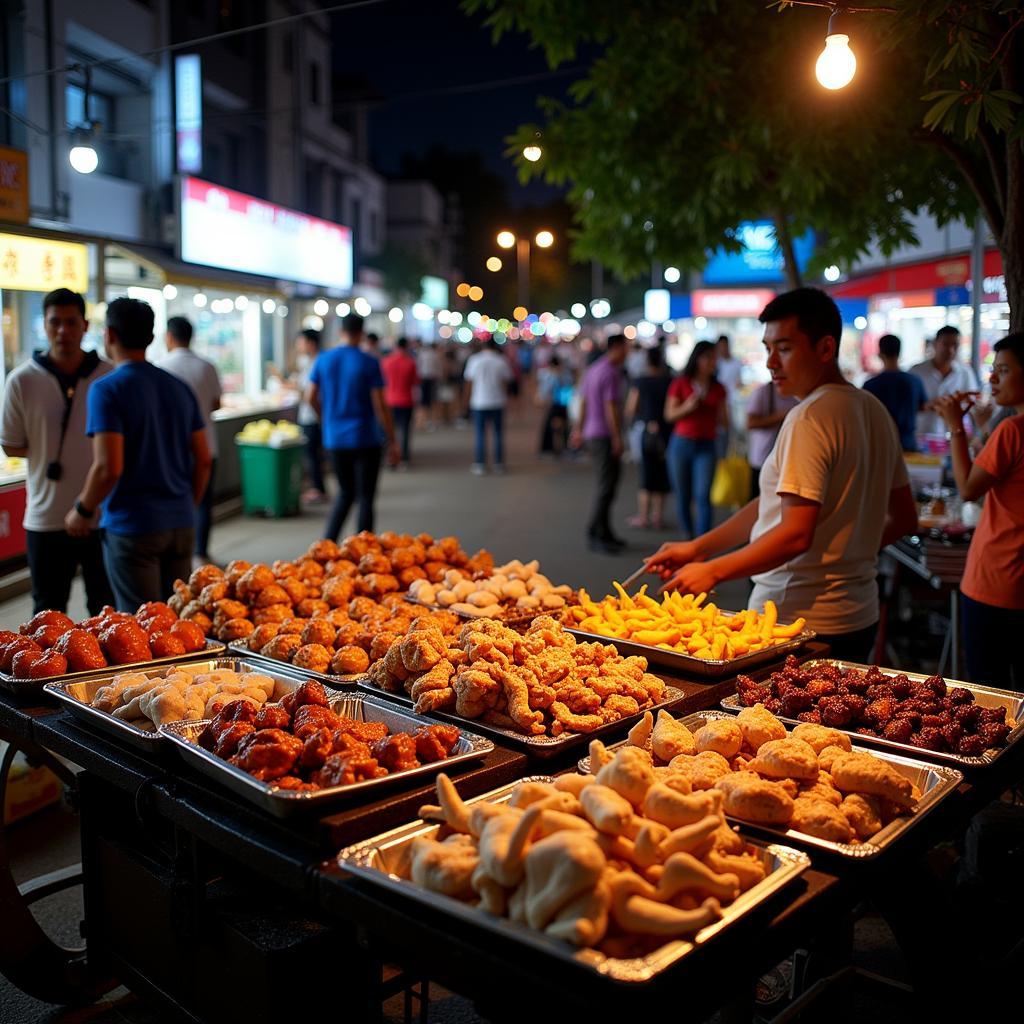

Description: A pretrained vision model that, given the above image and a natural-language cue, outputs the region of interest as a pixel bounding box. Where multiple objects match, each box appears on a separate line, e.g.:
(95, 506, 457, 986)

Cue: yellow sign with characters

(0, 232, 88, 293)
(0, 146, 29, 223)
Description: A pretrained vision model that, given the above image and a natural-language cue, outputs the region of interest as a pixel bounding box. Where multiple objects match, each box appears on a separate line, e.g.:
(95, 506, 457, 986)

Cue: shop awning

(830, 249, 1003, 300)
(108, 242, 285, 296)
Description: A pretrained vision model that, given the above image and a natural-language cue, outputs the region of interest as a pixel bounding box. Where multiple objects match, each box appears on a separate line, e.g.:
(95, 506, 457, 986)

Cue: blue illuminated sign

(703, 221, 815, 286)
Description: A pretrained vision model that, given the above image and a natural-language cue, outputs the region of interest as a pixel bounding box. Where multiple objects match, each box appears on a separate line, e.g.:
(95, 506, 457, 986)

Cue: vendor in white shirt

(646, 288, 919, 663)
(910, 325, 979, 436)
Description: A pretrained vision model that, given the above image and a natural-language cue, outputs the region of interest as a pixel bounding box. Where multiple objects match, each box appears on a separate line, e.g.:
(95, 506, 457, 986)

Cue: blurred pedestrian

(862, 334, 927, 451)
(505, 343, 523, 417)
(1, 288, 115, 614)
(715, 334, 742, 457)
(574, 334, 628, 553)
(292, 329, 327, 503)
(438, 345, 460, 424)
(159, 316, 222, 562)
(911, 325, 979, 436)
(625, 340, 648, 382)
(537, 354, 572, 457)
(746, 381, 799, 498)
(665, 340, 728, 538)
(463, 339, 512, 474)
(68, 297, 211, 610)
(416, 340, 441, 430)
(362, 331, 382, 360)
(307, 313, 399, 539)
(381, 336, 418, 468)
(624, 347, 672, 529)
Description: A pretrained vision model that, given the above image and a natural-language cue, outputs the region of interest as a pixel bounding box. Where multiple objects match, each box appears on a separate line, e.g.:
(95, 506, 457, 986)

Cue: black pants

(587, 438, 621, 540)
(103, 528, 194, 612)
(391, 406, 413, 462)
(302, 422, 326, 493)
(326, 446, 382, 540)
(195, 456, 216, 558)
(540, 402, 568, 454)
(25, 528, 115, 615)
(817, 621, 878, 663)
(962, 593, 1024, 691)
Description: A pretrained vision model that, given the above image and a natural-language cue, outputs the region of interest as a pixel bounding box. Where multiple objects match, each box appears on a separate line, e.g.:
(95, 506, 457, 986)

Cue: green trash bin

(236, 438, 307, 517)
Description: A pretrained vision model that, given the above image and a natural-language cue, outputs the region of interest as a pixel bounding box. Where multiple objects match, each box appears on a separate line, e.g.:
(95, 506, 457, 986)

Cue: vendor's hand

(64, 507, 92, 537)
(659, 560, 721, 596)
(644, 540, 704, 579)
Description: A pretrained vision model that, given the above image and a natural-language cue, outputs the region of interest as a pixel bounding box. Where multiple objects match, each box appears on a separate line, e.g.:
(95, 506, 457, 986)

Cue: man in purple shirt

(573, 334, 628, 552)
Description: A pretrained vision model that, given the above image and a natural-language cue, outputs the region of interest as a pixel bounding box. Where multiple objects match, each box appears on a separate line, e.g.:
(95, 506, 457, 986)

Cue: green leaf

(922, 91, 962, 130)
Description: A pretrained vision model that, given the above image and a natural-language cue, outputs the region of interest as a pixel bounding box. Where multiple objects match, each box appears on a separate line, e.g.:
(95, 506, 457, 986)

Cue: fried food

(332, 645, 370, 675)
(715, 772, 794, 825)
(828, 751, 917, 809)
(748, 738, 819, 781)
(694, 719, 743, 759)
(790, 795, 855, 843)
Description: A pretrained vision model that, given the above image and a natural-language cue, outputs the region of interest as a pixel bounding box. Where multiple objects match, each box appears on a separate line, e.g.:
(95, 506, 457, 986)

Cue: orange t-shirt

(961, 414, 1024, 610)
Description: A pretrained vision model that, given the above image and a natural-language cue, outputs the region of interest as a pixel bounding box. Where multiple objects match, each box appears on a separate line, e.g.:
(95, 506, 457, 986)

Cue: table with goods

(0, 529, 1021, 1022)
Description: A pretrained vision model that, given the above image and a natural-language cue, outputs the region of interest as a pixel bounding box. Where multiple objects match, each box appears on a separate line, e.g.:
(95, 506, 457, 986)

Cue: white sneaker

(471, 463, 486, 475)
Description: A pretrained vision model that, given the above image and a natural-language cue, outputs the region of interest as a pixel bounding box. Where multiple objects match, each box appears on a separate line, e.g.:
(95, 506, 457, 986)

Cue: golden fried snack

(301, 619, 336, 648)
(667, 751, 732, 791)
(292, 643, 332, 673)
(198, 581, 229, 608)
(791, 723, 853, 755)
(253, 603, 293, 626)
(224, 559, 251, 588)
(748, 738, 819, 782)
(260, 634, 302, 662)
(254, 583, 291, 609)
(214, 598, 249, 623)
(332, 645, 370, 675)
(791, 796, 855, 843)
(307, 539, 341, 563)
(840, 793, 885, 839)
(296, 558, 325, 582)
(248, 623, 280, 652)
(280, 577, 308, 606)
(828, 751, 916, 809)
(277, 617, 309, 636)
(694, 719, 743, 759)
(218, 618, 256, 642)
(715, 772, 794, 825)
(359, 573, 400, 598)
(236, 564, 275, 600)
(652, 710, 696, 761)
(736, 704, 787, 751)
(322, 576, 355, 608)
(189, 564, 225, 593)
(296, 598, 330, 619)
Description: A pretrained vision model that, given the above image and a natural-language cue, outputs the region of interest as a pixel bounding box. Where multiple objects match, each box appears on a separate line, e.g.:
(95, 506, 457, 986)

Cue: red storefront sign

(691, 289, 776, 317)
(0, 485, 27, 561)
(831, 250, 1004, 301)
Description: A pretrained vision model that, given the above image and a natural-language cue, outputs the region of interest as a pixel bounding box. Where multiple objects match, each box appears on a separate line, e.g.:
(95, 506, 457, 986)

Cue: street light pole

(517, 237, 530, 312)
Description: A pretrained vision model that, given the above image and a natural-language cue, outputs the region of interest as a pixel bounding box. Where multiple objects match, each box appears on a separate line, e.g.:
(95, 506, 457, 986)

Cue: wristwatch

(75, 500, 95, 518)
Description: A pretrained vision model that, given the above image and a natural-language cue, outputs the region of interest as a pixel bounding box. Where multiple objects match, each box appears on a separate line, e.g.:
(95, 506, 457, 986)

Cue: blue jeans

(391, 405, 413, 462)
(667, 435, 716, 537)
(473, 408, 504, 466)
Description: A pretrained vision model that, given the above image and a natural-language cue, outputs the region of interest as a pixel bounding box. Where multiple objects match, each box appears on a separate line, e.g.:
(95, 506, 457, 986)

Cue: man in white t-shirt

(416, 341, 442, 430)
(158, 316, 222, 561)
(0, 288, 115, 613)
(463, 340, 512, 474)
(646, 288, 919, 661)
(910, 325, 979, 436)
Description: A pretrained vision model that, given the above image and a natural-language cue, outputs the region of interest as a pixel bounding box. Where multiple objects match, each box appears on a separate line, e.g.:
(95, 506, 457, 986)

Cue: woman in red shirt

(381, 337, 419, 467)
(935, 332, 1024, 690)
(664, 341, 728, 537)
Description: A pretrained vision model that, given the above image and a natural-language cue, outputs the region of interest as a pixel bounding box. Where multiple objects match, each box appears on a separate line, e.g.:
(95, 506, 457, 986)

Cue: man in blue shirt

(863, 334, 927, 451)
(66, 297, 212, 610)
(307, 313, 398, 540)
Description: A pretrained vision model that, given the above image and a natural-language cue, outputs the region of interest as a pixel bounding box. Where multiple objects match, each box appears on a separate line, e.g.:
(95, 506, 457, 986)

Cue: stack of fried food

(366, 615, 668, 736)
(89, 665, 281, 731)
(408, 558, 573, 619)
(737, 656, 1014, 756)
(0, 603, 206, 680)
(196, 679, 462, 790)
(167, 531, 484, 675)
(606, 704, 919, 845)
(399, 760, 767, 955)
(564, 584, 806, 661)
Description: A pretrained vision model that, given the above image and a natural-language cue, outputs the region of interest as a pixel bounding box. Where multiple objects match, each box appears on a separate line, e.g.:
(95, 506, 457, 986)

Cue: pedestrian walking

(158, 316, 223, 562)
(665, 340, 728, 539)
(438, 345, 460, 425)
(574, 333, 628, 553)
(292, 329, 327, 503)
(307, 313, 399, 539)
(463, 339, 512, 474)
(381, 336, 418, 468)
(67, 297, 212, 610)
(623, 347, 672, 529)
(715, 334, 743, 457)
(910, 325, 979, 436)
(862, 334, 927, 451)
(537, 354, 573, 457)
(416, 340, 442, 430)
(0, 288, 115, 614)
(745, 380, 799, 498)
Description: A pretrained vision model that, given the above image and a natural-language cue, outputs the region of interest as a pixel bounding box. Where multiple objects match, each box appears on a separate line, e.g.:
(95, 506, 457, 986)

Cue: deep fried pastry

(715, 772, 794, 825)
(748, 738, 819, 782)
(694, 719, 743, 759)
(791, 723, 853, 755)
(736, 704, 786, 751)
(292, 643, 332, 673)
(828, 751, 916, 809)
(260, 634, 302, 662)
(300, 618, 336, 648)
(791, 795, 854, 843)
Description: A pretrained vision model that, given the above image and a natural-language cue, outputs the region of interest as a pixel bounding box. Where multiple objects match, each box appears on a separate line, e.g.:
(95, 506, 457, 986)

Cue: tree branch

(773, 210, 803, 289)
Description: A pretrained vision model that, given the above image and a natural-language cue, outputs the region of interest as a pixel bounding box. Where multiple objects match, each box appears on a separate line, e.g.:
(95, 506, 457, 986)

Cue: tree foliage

(464, 0, 1024, 323)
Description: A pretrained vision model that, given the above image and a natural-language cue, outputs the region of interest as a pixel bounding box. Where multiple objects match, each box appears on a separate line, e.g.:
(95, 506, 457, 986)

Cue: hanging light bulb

(522, 131, 542, 162)
(69, 127, 98, 174)
(815, 10, 856, 90)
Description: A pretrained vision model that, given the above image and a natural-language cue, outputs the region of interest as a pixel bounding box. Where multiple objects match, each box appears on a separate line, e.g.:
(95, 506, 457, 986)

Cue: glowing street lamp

(815, 10, 856, 90)
(486, 256, 502, 272)
(534, 230, 554, 249)
(496, 231, 516, 250)
(496, 230, 555, 311)
(523, 143, 542, 162)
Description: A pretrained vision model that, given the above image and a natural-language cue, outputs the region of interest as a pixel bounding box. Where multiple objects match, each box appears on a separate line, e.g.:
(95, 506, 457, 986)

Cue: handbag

(711, 449, 751, 507)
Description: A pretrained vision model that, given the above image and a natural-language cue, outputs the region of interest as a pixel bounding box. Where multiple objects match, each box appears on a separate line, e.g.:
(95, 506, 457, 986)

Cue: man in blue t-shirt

(863, 334, 927, 451)
(307, 312, 398, 540)
(66, 297, 212, 610)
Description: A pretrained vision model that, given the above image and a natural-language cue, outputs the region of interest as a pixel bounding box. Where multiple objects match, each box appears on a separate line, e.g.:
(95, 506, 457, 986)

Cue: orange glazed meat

(229, 729, 302, 781)
(100, 621, 153, 664)
(54, 629, 107, 672)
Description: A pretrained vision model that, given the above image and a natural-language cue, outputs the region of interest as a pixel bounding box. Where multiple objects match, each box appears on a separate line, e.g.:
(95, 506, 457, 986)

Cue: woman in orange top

(935, 332, 1024, 690)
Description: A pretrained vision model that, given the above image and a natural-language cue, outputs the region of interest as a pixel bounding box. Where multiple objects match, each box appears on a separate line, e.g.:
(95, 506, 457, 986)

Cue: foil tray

(227, 644, 364, 688)
(358, 683, 686, 759)
(43, 657, 315, 754)
(160, 692, 494, 818)
(0, 639, 225, 697)
(577, 710, 962, 860)
(332, 775, 810, 984)
(562, 624, 815, 679)
(720, 660, 1024, 769)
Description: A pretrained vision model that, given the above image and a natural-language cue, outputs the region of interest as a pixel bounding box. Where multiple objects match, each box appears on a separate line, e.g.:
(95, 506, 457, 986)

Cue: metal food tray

(43, 657, 315, 754)
(333, 775, 810, 983)
(404, 594, 572, 628)
(577, 710, 962, 860)
(358, 682, 686, 758)
(160, 692, 495, 818)
(226, 644, 364, 688)
(720, 659, 1024, 769)
(0, 638, 225, 697)
(562, 623, 815, 679)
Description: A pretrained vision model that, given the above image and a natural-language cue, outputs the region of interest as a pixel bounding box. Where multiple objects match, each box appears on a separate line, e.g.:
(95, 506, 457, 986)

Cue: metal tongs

(618, 564, 650, 591)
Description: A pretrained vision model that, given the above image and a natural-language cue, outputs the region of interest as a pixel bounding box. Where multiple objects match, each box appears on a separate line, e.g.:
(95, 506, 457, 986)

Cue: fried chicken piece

(299, 726, 335, 769)
(840, 793, 885, 839)
(828, 751, 916, 810)
(100, 621, 153, 664)
(409, 658, 455, 698)
(312, 751, 387, 787)
(292, 643, 332, 673)
(292, 703, 341, 739)
(229, 728, 302, 781)
(748, 738, 819, 781)
(273, 775, 318, 792)
(248, 623, 281, 652)
(332, 645, 371, 675)
(300, 618, 335, 648)
(791, 723, 853, 754)
(277, 617, 308, 636)
(54, 628, 107, 671)
(453, 668, 501, 718)
(236, 564, 276, 601)
(550, 701, 605, 735)
(278, 678, 330, 716)
(218, 618, 255, 642)
(493, 664, 545, 733)
(12, 648, 67, 678)
(602, 693, 642, 721)
(260, 634, 302, 662)
(715, 772, 794, 825)
(400, 629, 450, 673)
(149, 632, 187, 658)
(214, 721, 256, 758)
(371, 732, 420, 772)
(170, 620, 207, 653)
(791, 795, 855, 843)
(553, 681, 603, 715)
(334, 716, 389, 744)
(414, 724, 461, 762)
(416, 686, 456, 714)
(254, 604, 294, 626)
(189, 564, 225, 593)
(254, 704, 291, 730)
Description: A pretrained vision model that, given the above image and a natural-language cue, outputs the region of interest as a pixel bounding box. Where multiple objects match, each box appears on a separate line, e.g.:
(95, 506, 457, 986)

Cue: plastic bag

(710, 455, 750, 508)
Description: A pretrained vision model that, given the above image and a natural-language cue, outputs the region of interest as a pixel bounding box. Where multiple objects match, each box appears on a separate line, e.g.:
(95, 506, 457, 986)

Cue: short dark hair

(936, 325, 961, 340)
(646, 346, 664, 370)
(396, 336, 408, 350)
(549, 354, 561, 368)
(606, 334, 627, 351)
(993, 332, 1024, 367)
(341, 313, 364, 336)
(167, 316, 193, 346)
(759, 287, 842, 352)
(367, 332, 380, 344)
(106, 297, 155, 351)
(683, 340, 716, 380)
(878, 334, 901, 360)
(43, 288, 85, 318)
(299, 328, 321, 348)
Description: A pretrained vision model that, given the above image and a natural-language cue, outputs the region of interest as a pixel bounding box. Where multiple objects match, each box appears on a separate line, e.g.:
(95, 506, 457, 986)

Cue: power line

(0, 0, 393, 88)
